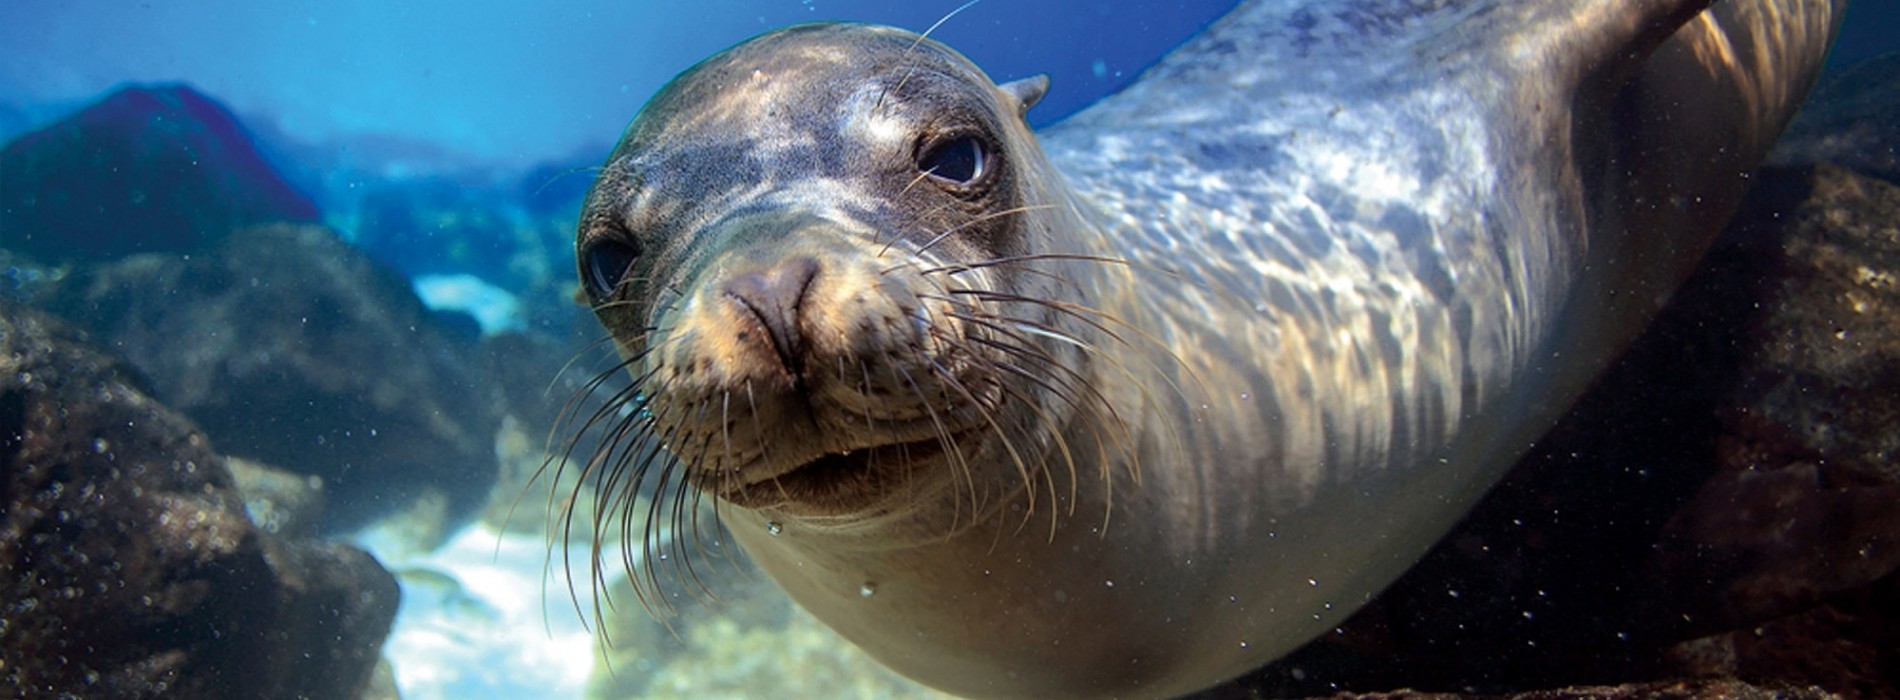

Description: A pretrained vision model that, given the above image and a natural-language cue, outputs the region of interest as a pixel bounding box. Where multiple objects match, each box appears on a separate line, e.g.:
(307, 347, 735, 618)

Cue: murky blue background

(0, 1, 1241, 169)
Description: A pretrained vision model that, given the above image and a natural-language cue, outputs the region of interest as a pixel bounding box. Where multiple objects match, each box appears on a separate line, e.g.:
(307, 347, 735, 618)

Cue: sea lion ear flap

(998, 75, 1050, 117)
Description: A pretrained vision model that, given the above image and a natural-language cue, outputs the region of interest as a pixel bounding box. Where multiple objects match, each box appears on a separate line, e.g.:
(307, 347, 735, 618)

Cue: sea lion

(561, 1, 1845, 698)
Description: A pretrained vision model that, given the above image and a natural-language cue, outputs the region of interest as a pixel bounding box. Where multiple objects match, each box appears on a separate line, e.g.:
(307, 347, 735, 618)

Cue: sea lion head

(571, 23, 1108, 528)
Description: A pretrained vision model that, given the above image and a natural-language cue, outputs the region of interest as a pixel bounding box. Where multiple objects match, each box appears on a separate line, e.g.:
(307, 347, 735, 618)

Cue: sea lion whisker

(557, 367, 671, 624)
(877, 200, 959, 257)
(719, 391, 734, 476)
(916, 252, 1137, 277)
(948, 312, 1149, 484)
(529, 164, 609, 201)
(970, 336, 1140, 488)
(914, 351, 1036, 528)
(943, 290, 1200, 448)
(553, 364, 663, 479)
(659, 412, 723, 607)
(988, 375, 1086, 524)
(954, 287, 1185, 384)
(593, 414, 654, 584)
(687, 470, 733, 578)
(548, 378, 661, 603)
(893, 363, 982, 530)
(874, 0, 983, 114)
(896, 167, 939, 199)
(566, 396, 662, 635)
(529, 361, 660, 560)
(588, 295, 652, 315)
(602, 387, 696, 618)
(920, 328, 1075, 539)
(680, 429, 729, 589)
(743, 379, 768, 470)
(946, 310, 1099, 397)
(922, 358, 1024, 492)
(504, 348, 642, 551)
(543, 349, 642, 443)
(543, 353, 657, 454)
(666, 497, 718, 607)
(913, 204, 1056, 258)
(858, 360, 881, 433)
(940, 289, 1130, 346)
(653, 401, 712, 592)
(543, 333, 627, 395)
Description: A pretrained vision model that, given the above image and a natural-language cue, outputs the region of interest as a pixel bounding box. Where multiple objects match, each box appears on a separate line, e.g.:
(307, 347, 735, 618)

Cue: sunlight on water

(356, 524, 599, 700)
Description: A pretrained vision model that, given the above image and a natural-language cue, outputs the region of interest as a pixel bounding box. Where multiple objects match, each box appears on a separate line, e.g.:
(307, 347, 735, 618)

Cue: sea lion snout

(721, 255, 820, 378)
(640, 214, 1011, 509)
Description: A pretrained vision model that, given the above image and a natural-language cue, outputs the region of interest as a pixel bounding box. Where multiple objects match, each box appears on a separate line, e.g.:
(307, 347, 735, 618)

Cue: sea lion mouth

(717, 429, 979, 510)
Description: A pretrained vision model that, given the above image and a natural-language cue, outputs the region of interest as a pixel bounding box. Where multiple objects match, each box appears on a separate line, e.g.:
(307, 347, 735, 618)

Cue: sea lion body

(570, 2, 1845, 698)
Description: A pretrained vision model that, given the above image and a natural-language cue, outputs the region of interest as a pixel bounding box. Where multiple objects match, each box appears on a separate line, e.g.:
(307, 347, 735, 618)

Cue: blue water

(0, 1, 1237, 170)
(1, 1, 1242, 322)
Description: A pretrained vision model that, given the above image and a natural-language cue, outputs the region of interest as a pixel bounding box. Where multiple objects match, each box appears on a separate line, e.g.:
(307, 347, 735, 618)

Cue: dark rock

(0, 84, 319, 261)
(41, 223, 503, 533)
(1223, 164, 1900, 698)
(1772, 52, 1900, 184)
(1719, 165, 1900, 483)
(1665, 575, 1900, 700)
(0, 301, 397, 700)
(1313, 679, 1837, 700)
(1639, 164, 1900, 696)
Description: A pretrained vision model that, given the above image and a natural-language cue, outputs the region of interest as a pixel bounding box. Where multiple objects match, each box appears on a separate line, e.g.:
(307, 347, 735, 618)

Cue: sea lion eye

(583, 239, 641, 298)
(918, 135, 988, 185)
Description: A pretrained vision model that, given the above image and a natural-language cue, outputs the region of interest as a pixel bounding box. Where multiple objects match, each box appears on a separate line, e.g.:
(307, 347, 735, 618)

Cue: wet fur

(538, 2, 1844, 698)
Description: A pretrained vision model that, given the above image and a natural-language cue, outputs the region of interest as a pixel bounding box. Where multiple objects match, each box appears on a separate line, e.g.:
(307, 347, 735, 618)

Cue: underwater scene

(3, 1, 1899, 698)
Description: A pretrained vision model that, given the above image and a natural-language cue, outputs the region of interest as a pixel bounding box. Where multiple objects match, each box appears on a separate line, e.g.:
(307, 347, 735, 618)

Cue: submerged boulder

(0, 301, 397, 699)
(0, 83, 319, 260)
(41, 223, 503, 533)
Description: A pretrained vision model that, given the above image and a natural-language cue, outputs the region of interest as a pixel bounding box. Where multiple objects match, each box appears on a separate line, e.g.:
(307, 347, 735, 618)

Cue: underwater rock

(1321, 679, 1837, 700)
(0, 301, 396, 700)
(225, 456, 329, 539)
(1226, 165, 1900, 697)
(1650, 162, 1900, 595)
(0, 84, 319, 260)
(39, 223, 503, 534)
(1640, 163, 1900, 695)
(1772, 52, 1900, 185)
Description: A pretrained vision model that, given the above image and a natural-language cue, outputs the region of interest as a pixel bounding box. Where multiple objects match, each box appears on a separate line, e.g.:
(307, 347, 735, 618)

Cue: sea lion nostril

(723, 255, 822, 375)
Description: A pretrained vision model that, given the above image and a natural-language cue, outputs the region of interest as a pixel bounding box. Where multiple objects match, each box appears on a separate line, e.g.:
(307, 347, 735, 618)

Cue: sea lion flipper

(997, 74, 1049, 117)
(1562, 0, 1845, 323)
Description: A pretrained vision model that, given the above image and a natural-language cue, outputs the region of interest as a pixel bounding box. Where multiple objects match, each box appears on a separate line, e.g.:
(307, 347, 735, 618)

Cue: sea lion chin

(561, 4, 1844, 699)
